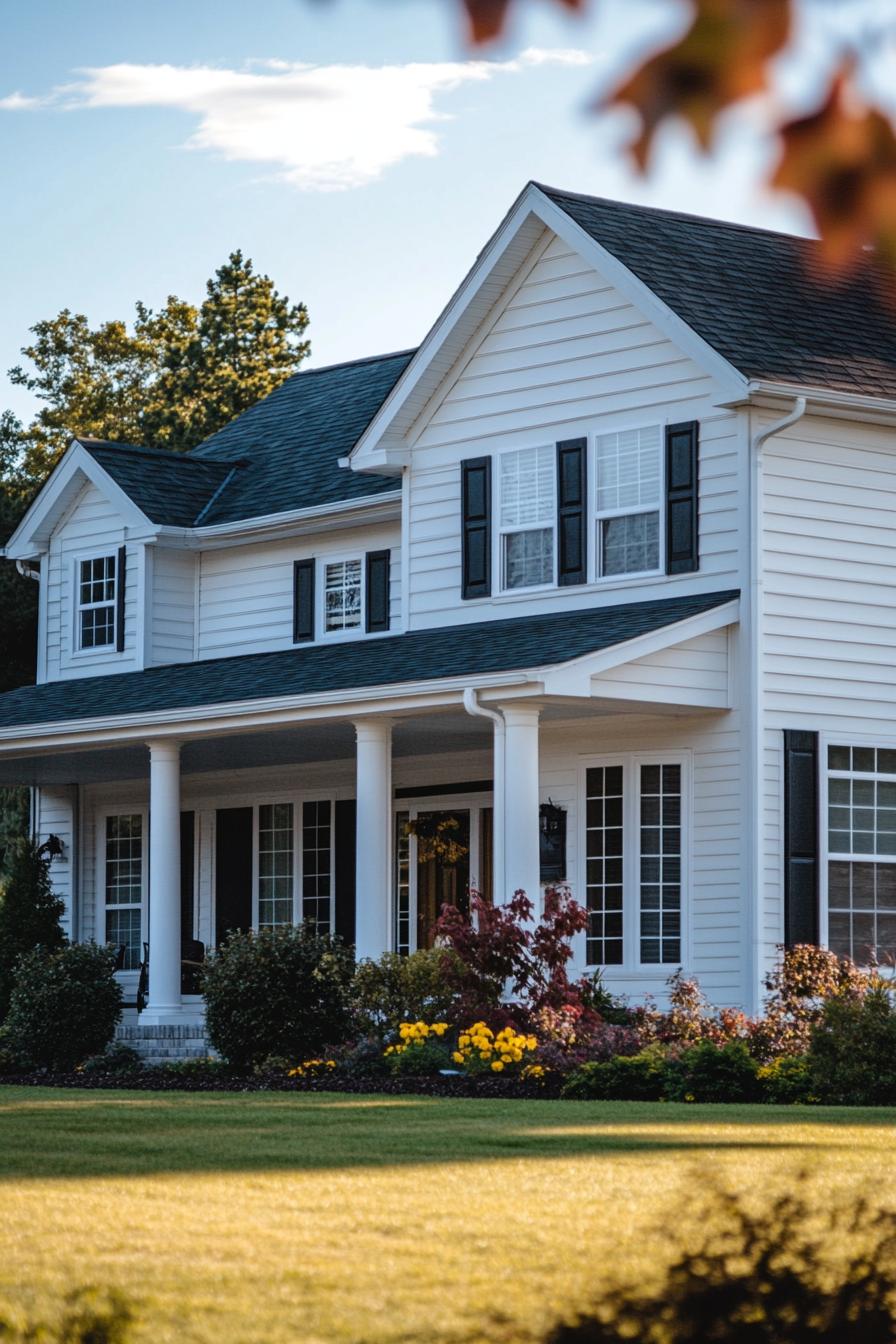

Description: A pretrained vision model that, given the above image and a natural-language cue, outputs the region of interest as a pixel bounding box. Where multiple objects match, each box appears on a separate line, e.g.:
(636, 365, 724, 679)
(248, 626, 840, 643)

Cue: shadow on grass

(1, 1088, 894, 1181)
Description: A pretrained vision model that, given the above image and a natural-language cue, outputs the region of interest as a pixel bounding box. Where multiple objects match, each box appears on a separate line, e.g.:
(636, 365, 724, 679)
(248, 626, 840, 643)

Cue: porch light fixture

(539, 800, 566, 883)
(37, 834, 65, 861)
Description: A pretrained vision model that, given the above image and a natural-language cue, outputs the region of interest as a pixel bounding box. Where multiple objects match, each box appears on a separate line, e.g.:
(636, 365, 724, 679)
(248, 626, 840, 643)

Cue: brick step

(115, 1023, 216, 1064)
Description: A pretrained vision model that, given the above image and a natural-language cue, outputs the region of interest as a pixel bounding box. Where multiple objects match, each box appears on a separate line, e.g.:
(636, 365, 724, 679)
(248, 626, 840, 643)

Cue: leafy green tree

(0, 837, 66, 1021)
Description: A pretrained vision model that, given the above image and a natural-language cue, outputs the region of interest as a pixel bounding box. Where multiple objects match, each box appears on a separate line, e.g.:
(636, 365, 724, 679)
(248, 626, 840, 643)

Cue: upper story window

(827, 745, 896, 964)
(499, 445, 556, 590)
(324, 558, 363, 633)
(77, 554, 118, 650)
(595, 426, 662, 577)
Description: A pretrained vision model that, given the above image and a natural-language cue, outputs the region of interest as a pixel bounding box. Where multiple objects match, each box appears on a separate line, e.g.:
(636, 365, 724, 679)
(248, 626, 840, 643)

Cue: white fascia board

(2, 441, 152, 560)
(742, 380, 896, 426)
(349, 183, 749, 469)
(541, 598, 741, 697)
(152, 492, 402, 551)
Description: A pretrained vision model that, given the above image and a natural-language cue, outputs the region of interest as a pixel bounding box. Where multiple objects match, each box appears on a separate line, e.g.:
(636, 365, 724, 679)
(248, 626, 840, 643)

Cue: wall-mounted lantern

(539, 800, 566, 883)
(37, 834, 64, 861)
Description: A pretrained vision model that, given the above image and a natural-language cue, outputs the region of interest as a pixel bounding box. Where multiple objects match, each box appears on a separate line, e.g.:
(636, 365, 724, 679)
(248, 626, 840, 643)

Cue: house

(2, 180, 895, 1055)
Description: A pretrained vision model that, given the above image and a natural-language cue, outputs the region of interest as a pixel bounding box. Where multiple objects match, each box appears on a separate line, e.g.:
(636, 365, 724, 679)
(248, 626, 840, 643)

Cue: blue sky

(0, 0, 853, 424)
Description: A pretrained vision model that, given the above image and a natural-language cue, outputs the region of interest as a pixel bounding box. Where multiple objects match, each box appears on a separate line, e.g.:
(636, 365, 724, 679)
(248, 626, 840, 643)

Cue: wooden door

(415, 809, 470, 948)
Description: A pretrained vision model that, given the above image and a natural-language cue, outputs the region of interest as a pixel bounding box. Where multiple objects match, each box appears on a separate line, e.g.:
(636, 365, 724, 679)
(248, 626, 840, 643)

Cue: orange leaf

(602, 0, 792, 168)
(461, 0, 585, 44)
(773, 64, 896, 268)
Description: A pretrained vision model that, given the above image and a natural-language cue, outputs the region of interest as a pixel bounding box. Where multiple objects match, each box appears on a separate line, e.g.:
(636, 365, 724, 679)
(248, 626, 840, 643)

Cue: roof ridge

(533, 181, 818, 247)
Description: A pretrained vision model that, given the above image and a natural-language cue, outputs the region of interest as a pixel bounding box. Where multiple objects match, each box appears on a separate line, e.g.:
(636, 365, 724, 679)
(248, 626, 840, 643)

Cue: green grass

(1, 1088, 895, 1343)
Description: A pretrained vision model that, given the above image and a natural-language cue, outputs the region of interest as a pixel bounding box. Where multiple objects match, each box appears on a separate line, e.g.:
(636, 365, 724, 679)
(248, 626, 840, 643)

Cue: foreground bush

(351, 948, 459, 1036)
(808, 988, 896, 1106)
(203, 924, 354, 1068)
(562, 1045, 668, 1101)
(548, 1185, 896, 1342)
(757, 1054, 814, 1105)
(665, 1040, 760, 1104)
(5, 943, 122, 1070)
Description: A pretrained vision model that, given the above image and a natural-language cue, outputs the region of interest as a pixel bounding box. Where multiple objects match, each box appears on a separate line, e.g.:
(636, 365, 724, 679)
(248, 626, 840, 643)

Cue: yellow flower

(479, 1051, 492, 1061)
(432, 1023, 448, 1035)
(491, 1060, 504, 1072)
(459, 1034, 470, 1048)
(501, 1054, 513, 1065)
(452, 1051, 464, 1064)
(511, 1050, 522, 1063)
(526, 1036, 537, 1051)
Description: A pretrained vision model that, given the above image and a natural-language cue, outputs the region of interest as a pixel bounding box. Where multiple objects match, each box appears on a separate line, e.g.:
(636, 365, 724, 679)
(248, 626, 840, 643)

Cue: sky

(0, 0, 883, 425)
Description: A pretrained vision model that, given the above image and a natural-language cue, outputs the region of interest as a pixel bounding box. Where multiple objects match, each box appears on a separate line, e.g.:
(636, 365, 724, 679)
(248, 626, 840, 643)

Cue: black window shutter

(115, 545, 126, 652)
(557, 437, 587, 586)
(334, 799, 357, 947)
(461, 456, 491, 600)
(783, 729, 819, 947)
(365, 549, 391, 633)
(293, 558, 315, 643)
(665, 421, 699, 574)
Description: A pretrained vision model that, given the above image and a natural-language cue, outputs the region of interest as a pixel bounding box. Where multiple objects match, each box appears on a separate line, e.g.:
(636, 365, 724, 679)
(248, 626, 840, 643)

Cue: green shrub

(562, 1044, 668, 1100)
(5, 943, 122, 1070)
(665, 1040, 760, 1104)
(80, 1043, 142, 1075)
(385, 1038, 453, 1076)
(757, 1054, 814, 1105)
(202, 924, 354, 1068)
(0, 838, 66, 1021)
(351, 948, 459, 1037)
(808, 987, 896, 1106)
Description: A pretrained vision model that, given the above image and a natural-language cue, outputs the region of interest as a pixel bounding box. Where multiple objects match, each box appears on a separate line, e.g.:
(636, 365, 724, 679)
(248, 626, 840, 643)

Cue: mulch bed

(0, 1069, 566, 1098)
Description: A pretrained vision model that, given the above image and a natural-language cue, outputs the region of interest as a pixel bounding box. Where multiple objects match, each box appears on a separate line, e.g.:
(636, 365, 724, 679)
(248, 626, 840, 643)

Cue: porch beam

(142, 739, 182, 1023)
(353, 717, 393, 960)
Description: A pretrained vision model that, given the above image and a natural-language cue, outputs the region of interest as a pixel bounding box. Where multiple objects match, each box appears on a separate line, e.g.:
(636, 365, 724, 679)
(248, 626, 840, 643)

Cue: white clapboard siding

(45, 482, 141, 680)
(405, 230, 744, 629)
(35, 786, 76, 939)
(591, 629, 730, 708)
(196, 523, 401, 660)
(760, 413, 896, 975)
(150, 546, 196, 665)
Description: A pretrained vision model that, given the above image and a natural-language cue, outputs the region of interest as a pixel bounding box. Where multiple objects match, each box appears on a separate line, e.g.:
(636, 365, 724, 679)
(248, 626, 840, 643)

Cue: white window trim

(318, 553, 365, 641)
(819, 732, 896, 959)
(593, 424, 665, 584)
(248, 794, 337, 937)
(577, 751, 690, 973)
(98, 807, 148, 976)
(496, 443, 558, 595)
(72, 550, 119, 657)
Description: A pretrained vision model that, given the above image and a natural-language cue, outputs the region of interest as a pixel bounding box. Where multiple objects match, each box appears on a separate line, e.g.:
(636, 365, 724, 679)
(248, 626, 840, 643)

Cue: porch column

(143, 739, 182, 1022)
(354, 717, 393, 961)
(501, 705, 541, 902)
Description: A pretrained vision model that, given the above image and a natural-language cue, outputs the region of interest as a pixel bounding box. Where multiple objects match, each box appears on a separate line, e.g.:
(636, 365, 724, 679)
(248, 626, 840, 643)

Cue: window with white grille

(105, 814, 143, 970)
(78, 555, 117, 649)
(827, 746, 896, 964)
(595, 427, 661, 577)
(499, 446, 556, 590)
(324, 558, 362, 632)
(258, 803, 294, 929)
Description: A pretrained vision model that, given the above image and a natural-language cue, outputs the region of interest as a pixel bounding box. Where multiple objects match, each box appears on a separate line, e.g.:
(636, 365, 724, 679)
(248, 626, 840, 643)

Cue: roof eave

(153, 489, 403, 550)
(721, 380, 896, 426)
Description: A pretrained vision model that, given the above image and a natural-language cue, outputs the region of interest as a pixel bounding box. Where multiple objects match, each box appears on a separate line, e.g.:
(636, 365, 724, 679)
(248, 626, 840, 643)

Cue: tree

(0, 838, 66, 1022)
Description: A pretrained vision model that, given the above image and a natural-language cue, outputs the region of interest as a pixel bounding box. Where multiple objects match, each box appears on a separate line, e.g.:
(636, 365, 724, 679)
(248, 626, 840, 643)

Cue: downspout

(15, 559, 40, 581)
(748, 396, 807, 1014)
(462, 689, 505, 903)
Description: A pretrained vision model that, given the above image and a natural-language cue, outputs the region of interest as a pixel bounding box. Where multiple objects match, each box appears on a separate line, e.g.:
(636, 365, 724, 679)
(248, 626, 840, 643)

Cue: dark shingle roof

(189, 349, 414, 523)
(0, 590, 736, 730)
(541, 183, 896, 399)
(80, 440, 238, 527)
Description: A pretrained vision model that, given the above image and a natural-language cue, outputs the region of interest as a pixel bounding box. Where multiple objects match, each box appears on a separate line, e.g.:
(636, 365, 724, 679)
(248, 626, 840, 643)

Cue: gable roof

(0, 589, 736, 732)
(79, 439, 238, 528)
(540, 184, 896, 400)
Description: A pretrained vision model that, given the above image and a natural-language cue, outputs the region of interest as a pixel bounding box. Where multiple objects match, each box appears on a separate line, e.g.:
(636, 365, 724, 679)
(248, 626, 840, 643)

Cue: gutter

(748, 396, 807, 1015)
(154, 491, 402, 549)
(462, 690, 506, 905)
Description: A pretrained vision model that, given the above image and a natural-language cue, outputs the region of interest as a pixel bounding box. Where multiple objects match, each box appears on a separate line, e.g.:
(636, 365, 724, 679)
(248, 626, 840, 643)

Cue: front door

(415, 809, 470, 948)
(215, 806, 253, 943)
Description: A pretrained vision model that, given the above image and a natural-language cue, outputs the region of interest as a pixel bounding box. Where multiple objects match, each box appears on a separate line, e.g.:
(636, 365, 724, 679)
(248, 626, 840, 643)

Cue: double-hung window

(499, 445, 556, 590)
(323, 558, 363, 633)
(105, 814, 143, 970)
(584, 756, 685, 968)
(826, 745, 896, 964)
(258, 803, 295, 929)
(77, 555, 117, 650)
(595, 426, 662, 577)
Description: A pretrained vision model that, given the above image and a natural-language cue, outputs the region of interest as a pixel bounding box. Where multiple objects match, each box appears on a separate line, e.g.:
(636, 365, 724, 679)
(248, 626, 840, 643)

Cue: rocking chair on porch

(134, 940, 206, 1013)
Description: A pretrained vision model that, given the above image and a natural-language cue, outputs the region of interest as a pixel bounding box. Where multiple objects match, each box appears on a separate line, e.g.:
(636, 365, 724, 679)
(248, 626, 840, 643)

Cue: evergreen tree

(0, 838, 66, 1022)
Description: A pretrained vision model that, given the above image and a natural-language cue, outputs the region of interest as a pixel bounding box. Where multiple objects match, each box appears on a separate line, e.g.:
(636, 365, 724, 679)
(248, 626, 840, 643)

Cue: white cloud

(2, 50, 591, 190)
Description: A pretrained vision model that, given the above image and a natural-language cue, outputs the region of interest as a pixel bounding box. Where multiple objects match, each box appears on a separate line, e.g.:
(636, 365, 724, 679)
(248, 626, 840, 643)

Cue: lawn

(1, 1089, 894, 1343)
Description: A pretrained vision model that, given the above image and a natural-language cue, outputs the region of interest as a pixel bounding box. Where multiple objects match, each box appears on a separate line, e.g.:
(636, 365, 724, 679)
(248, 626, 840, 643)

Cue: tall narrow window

(395, 812, 411, 956)
(324, 559, 362, 632)
(595, 426, 661, 576)
(585, 766, 624, 965)
(258, 803, 294, 929)
(302, 800, 332, 934)
(639, 764, 682, 964)
(827, 746, 896, 963)
(78, 555, 117, 649)
(499, 446, 555, 589)
(105, 814, 142, 969)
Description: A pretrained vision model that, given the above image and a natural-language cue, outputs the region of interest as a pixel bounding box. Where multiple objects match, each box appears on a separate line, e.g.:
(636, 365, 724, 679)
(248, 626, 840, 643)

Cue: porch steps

(115, 1023, 215, 1066)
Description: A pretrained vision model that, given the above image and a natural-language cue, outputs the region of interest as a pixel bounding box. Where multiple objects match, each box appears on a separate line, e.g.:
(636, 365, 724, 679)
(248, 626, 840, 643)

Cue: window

(258, 803, 294, 929)
(499, 446, 555, 589)
(584, 756, 685, 967)
(302, 801, 332, 934)
(827, 746, 896, 963)
(105, 814, 143, 970)
(324, 558, 362, 633)
(595, 426, 661, 577)
(78, 555, 117, 649)
(395, 812, 411, 956)
(639, 764, 682, 964)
